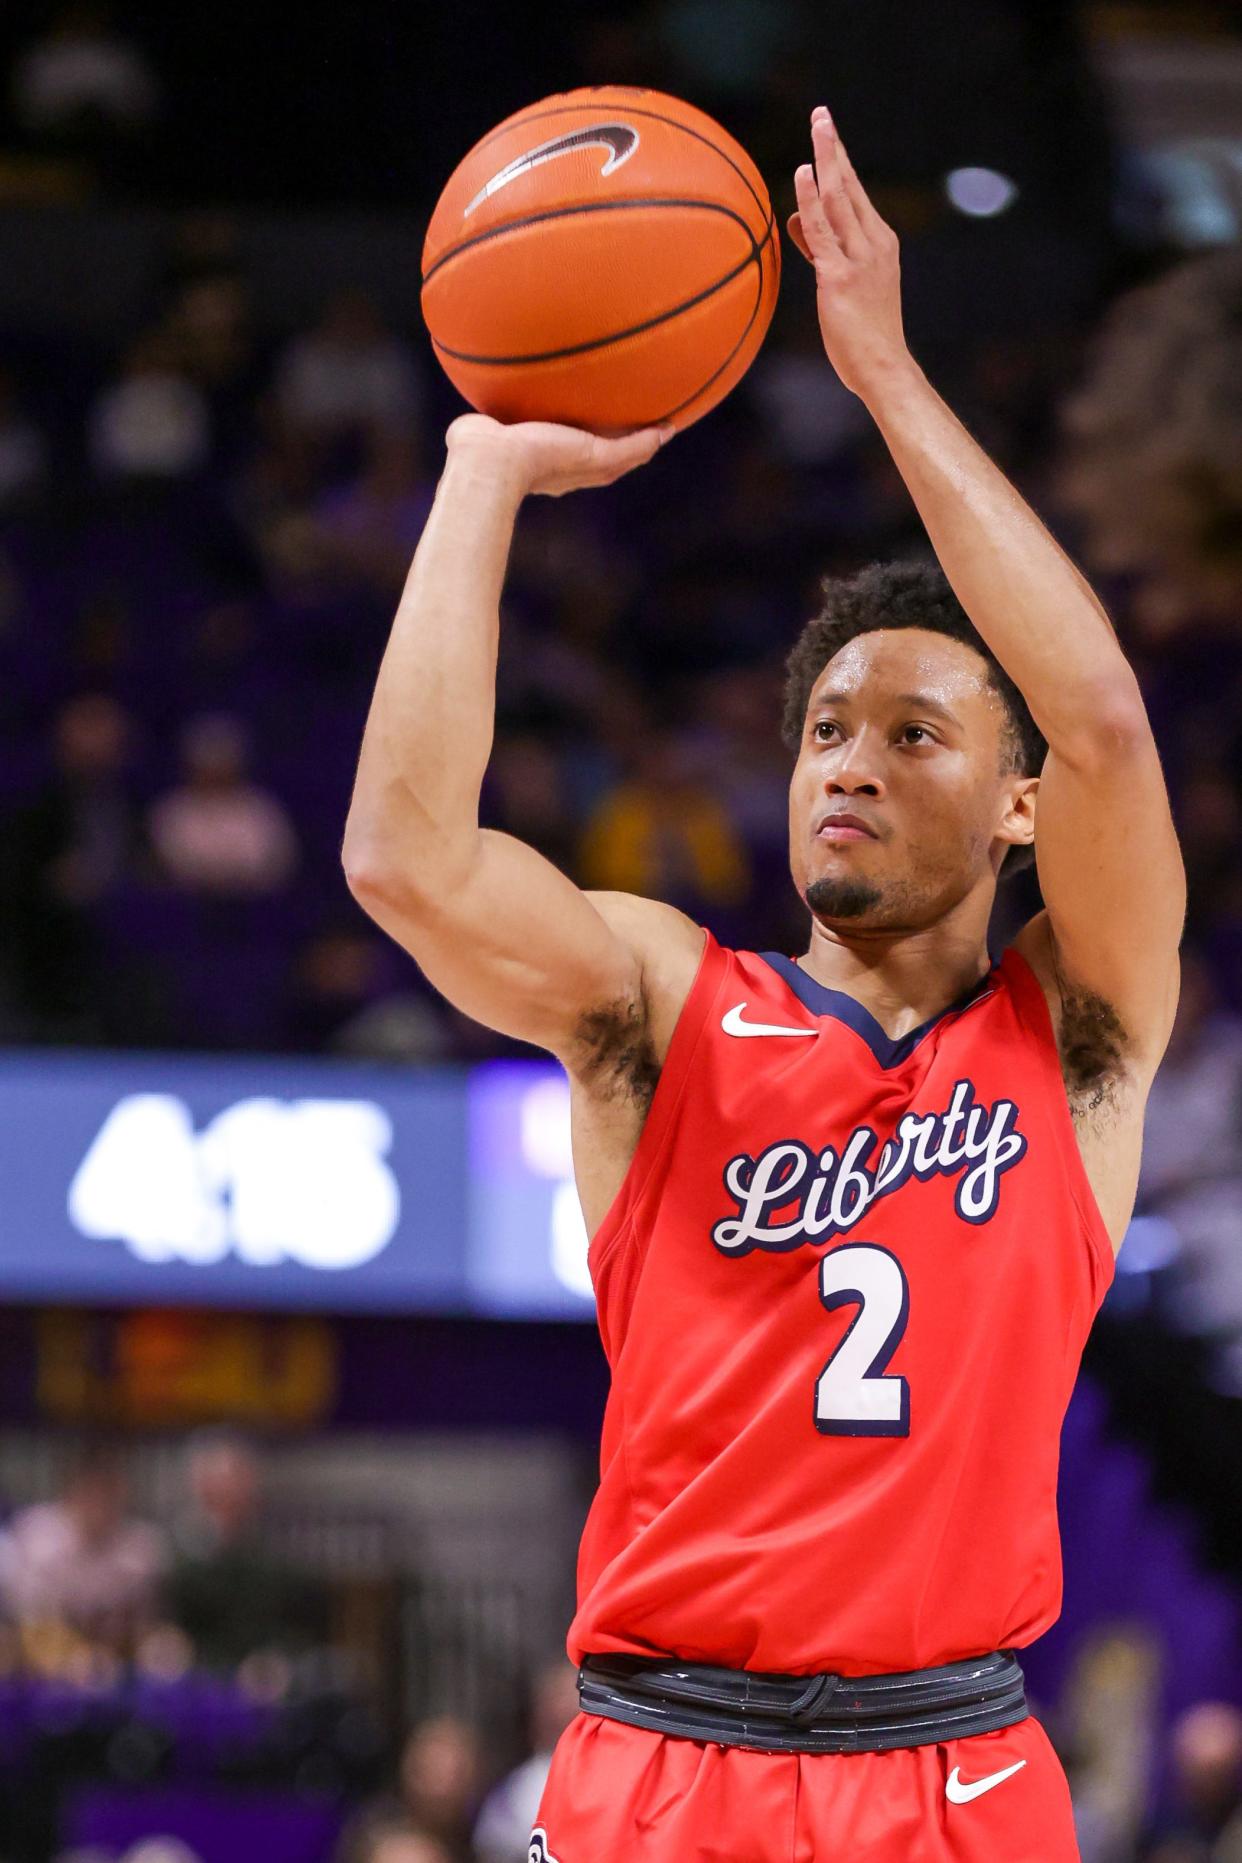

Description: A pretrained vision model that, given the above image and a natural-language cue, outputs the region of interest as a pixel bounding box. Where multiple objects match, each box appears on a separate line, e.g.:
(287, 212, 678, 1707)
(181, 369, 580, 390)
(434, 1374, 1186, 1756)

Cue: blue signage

(0, 1051, 596, 1320)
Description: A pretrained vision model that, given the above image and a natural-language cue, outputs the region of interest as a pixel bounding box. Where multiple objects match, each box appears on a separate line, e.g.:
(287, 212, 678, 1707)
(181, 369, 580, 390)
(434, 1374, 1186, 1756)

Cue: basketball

(420, 86, 781, 434)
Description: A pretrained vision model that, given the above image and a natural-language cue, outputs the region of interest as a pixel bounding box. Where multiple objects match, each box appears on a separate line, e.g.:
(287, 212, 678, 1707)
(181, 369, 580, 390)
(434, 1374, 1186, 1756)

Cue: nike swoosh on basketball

(721, 1003, 818, 1039)
(464, 125, 640, 216)
(944, 1759, 1027, 1804)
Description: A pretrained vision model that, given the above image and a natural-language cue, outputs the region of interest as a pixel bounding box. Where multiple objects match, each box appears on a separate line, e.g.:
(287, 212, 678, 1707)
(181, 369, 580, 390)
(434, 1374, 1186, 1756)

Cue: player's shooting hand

(788, 107, 911, 400)
(446, 412, 672, 498)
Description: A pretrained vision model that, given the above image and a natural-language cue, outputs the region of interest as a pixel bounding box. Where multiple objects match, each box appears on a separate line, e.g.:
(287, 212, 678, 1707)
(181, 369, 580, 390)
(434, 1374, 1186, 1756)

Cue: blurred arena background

(0, 3, 1240, 1860)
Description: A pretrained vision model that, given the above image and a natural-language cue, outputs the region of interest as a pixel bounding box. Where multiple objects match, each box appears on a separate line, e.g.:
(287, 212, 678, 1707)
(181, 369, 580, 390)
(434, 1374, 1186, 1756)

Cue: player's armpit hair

(571, 990, 661, 1111)
(1056, 983, 1129, 1114)
(1047, 935, 1130, 1113)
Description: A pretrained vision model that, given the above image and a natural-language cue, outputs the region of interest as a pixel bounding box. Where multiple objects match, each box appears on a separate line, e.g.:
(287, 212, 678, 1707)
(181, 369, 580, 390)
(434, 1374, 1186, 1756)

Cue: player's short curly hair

(782, 559, 1046, 876)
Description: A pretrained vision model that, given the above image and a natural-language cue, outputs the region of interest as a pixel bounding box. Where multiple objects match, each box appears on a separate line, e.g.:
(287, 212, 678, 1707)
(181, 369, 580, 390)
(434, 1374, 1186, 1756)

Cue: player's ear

(997, 776, 1038, 856)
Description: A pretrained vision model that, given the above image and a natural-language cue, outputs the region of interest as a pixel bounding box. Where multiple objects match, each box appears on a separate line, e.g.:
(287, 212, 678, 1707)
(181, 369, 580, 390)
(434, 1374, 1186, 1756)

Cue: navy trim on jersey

(757, 954, 996, 1069)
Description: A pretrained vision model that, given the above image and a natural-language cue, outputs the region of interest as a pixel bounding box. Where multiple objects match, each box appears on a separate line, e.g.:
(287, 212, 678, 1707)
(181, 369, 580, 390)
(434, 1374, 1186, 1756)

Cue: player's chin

(806, 837, 882, 880)
(805, 870, 886, 921)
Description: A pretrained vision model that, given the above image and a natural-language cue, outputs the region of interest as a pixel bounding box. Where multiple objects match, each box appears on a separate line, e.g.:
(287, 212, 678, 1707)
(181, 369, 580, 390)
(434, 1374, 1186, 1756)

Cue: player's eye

(813, 720, 840, 743)
(900, 725, 933, 745)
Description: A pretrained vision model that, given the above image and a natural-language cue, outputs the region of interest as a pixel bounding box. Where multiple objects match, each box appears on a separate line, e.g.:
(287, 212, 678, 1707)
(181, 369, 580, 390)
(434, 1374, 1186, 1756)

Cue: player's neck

(798, 914, 993, 1041)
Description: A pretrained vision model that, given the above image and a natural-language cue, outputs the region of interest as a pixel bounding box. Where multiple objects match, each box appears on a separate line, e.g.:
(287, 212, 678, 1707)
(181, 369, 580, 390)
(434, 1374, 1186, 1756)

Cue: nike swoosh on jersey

(944, 1759, 1027, 1804)
(721, 1003, 818, 1039)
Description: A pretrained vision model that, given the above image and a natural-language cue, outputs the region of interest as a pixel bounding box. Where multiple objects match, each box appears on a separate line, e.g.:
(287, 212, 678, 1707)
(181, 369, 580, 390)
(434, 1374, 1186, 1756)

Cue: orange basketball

(421, 86, 781, 434)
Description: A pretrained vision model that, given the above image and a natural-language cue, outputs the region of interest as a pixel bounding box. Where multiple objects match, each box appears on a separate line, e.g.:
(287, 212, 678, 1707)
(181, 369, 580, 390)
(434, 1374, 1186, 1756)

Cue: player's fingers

(786, 212, 814, 265)
(833, 128, 895, 246)
(793, 162, 840, 264)
(811, 112, 866, 257)
(591, 425, 671, 481)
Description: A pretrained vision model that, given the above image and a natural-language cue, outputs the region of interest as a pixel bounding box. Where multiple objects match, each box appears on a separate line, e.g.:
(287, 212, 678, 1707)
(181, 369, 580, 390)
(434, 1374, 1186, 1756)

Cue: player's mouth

(816, 809, 878, 842)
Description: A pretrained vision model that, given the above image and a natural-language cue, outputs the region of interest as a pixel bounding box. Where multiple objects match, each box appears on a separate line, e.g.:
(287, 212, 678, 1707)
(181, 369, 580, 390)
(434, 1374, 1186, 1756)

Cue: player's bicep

(1033, 722, 1184, 1062)
(348, 827, 643, 1059)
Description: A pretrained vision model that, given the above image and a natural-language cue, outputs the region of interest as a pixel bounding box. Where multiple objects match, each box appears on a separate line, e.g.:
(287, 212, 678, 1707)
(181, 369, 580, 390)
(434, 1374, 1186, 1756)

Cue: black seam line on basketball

(422, 195, 760, 290)
(647, 252, 765, 425)
(648, 202, 775, 423)
(428, 200, 770, 378)
(467, 100, 769, 231)
(429, 245, 758, 366)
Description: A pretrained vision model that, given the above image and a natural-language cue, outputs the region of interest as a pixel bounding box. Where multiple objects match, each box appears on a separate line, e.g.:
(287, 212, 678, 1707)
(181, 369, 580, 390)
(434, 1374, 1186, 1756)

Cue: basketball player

(344, 108, 1183, 1862)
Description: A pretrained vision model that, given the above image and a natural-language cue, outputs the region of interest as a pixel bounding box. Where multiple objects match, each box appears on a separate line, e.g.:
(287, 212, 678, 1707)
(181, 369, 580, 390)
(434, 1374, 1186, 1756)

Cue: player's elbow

(343, 836, 397, 916)
(342, 816, 471, 922)
(342, 817, 416, 913)
(1052, 678, 1152, 773)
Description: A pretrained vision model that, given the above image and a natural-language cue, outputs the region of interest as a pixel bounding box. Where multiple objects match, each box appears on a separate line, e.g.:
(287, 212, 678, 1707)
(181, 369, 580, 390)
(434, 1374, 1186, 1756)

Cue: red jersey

(568, 931, 1114, 1678)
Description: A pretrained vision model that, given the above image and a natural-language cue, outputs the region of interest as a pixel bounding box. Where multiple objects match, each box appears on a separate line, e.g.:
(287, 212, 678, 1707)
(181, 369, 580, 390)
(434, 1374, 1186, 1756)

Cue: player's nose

(824, 730, 886, 797)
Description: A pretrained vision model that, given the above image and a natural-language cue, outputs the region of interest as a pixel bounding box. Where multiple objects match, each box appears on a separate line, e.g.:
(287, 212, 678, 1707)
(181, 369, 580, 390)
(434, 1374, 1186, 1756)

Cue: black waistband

(578, 1650, 1027, 1754)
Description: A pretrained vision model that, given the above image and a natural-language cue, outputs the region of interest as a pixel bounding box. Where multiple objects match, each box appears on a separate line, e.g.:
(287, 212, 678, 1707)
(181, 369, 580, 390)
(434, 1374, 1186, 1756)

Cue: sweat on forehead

(782, 561, 1047, 781)
(809, 628, 994, 707)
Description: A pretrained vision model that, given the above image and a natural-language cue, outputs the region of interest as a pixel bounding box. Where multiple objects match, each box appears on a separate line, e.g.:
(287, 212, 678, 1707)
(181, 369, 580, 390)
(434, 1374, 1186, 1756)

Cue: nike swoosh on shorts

(944, 1759, 1028, 1804)
(721, 1003, 818, 1038)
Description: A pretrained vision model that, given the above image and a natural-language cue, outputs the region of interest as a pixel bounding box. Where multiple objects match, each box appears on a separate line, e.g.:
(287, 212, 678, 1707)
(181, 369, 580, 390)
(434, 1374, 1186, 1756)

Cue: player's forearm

(344, 445, 525, 892)
(863, 360, 1145, 756)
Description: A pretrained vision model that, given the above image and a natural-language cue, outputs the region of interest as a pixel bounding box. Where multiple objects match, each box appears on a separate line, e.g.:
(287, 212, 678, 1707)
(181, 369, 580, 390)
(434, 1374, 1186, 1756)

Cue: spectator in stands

(275, 290, 422, 444)
(397, 1715, 484, 1863)
(166, 272, 259, 458)
(485, 733, 580, 875)
(161, 1431, 323, 1673)
(1136, 947, 1242, 1363)
(335, 1808, 454, 1863)
(172, 601, 262, 717)
(1179, 762, 1242, 939)
(309, 430, 434, 595)
(148, 714, 298, 896)
(1219, 1793, 1242, 1860)
(88, 327, 212, 483)
(1140, 1702, 1242, 1857)
(11, 3, 160, 144)
(1140, 1839, 1210, 1863)
(577, 727, 751, 917)
(283, 924, 449, 1060)
(1058, 1626, 1161, 1863)
(168, 274, 254, 397)
(689, 663, 792, 860)
(1058, 248, 1242, 634)
(116, 1843, 204, 1863)
(0, 1443, 164, 1659)
(2, 692, 139, 1038)
(0, 365, 49, 509)
(749, 311, 869, 467)
(472, 1660, 580, 1863)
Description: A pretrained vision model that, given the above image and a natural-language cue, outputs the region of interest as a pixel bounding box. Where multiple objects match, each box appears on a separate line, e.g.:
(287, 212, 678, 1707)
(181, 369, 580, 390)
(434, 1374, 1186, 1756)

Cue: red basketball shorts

(531, 1708, 1079, 1862)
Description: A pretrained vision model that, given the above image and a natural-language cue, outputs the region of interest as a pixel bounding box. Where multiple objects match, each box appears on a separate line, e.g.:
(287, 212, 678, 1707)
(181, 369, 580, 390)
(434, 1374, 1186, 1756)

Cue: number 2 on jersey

(814, 1242, 911, 1437)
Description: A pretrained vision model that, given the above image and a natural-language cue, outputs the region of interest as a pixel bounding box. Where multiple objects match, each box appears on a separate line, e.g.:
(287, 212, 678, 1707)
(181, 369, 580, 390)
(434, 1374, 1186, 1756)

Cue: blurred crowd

(0, 1437, 581, 1863)
(0, 1438, 321, 1678)
(2, 1444, 1242, 1863)
(3, 248, 1242, 1049)
(1060, 1631, 1242, 1863)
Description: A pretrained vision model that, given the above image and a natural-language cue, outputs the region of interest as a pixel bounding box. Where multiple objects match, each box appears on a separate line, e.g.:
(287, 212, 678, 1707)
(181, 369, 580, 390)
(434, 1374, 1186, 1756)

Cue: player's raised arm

(789, 106, 1184, 1070)
(342, 414, 690, 1064)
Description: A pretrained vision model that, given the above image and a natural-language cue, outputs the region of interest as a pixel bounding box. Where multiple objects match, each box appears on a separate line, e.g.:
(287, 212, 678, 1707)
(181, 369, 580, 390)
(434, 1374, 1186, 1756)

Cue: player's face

(788, 628, 1033, 930)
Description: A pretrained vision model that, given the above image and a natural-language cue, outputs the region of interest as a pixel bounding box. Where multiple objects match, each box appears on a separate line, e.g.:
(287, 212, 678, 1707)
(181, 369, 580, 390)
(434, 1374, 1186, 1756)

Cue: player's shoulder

(585, 891, 707, 1057)
(586, 889, 700, 942)
(585, 890, 706, 980)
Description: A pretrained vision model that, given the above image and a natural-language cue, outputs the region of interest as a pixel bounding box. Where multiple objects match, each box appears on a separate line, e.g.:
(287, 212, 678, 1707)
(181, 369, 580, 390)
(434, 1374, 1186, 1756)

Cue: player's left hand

(789, 107, 911, 400)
